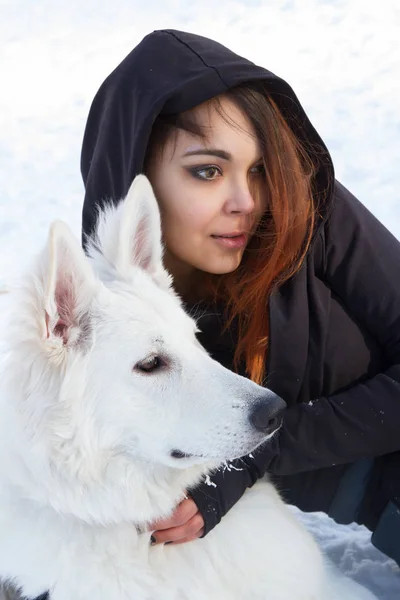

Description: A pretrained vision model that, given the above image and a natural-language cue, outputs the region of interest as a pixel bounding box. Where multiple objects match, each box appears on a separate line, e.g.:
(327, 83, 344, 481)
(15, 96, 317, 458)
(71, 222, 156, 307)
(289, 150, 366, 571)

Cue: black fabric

(80, 30, 400, 555)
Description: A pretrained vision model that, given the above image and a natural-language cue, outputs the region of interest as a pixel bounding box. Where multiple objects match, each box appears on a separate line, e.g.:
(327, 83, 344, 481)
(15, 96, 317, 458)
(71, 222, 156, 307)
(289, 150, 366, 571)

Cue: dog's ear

(95, 175, 164, 279)
(117, 175, 164, 275)
(44, 221, 96, 346)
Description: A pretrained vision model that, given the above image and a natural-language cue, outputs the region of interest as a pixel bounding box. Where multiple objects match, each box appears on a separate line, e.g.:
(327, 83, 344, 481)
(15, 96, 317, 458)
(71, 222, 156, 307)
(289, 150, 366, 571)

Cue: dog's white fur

(0, 176, 376, 599)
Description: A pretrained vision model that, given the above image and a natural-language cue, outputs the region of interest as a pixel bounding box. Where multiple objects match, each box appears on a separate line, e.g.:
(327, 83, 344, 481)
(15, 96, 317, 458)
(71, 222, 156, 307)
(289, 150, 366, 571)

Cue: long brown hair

(144, 84, 317, 385)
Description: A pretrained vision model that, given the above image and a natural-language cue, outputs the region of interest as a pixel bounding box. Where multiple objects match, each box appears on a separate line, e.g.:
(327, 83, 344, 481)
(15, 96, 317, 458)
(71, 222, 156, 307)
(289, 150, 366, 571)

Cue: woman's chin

(198, 253, 244, 275)
(206, 260, 243, 275)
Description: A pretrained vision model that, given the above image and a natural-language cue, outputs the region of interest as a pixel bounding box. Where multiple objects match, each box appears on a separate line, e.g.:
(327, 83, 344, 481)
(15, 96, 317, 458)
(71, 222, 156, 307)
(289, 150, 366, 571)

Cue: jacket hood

(81, 29, 334, 244)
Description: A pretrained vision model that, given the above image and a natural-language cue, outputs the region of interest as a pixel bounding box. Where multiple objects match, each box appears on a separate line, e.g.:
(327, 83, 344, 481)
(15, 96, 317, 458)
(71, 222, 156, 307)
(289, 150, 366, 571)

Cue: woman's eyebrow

(183, 148, 232, 160)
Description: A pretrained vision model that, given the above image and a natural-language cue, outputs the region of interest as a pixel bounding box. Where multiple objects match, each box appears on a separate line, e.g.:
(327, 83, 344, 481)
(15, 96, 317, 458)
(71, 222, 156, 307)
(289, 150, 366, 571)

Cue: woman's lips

(211, 233, 248, 248)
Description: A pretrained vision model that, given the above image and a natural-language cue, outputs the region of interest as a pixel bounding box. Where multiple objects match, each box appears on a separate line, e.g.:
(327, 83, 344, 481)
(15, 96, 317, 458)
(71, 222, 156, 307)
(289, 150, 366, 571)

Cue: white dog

(0, 176, 376, 600)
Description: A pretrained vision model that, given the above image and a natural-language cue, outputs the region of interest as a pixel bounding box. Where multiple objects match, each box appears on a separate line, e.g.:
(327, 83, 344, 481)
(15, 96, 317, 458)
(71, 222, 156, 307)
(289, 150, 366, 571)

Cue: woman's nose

(225, 182, 255, 214)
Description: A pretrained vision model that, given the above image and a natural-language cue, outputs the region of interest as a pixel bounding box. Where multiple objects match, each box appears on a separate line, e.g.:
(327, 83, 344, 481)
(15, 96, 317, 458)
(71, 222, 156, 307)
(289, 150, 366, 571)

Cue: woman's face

(147, 97, 267, 284)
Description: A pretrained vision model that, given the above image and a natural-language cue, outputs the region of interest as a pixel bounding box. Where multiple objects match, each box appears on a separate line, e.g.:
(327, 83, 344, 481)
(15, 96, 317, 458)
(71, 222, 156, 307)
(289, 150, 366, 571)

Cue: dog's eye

(135, 355, 163, 373)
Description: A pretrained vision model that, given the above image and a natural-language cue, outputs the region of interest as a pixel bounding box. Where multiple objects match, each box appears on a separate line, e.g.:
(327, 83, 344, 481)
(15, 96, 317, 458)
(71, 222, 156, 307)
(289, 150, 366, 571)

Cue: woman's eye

(250, 163, 265, 176)
(190, 166, 222, 181)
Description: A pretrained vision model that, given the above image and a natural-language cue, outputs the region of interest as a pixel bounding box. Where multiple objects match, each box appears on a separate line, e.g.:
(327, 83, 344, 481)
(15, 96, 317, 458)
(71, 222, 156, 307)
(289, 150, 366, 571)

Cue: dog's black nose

(249, 395, 286, 435)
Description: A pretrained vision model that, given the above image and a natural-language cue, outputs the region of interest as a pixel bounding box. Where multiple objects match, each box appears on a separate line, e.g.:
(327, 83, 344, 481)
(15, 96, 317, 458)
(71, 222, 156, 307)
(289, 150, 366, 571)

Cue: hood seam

(162, 30, 229, 89)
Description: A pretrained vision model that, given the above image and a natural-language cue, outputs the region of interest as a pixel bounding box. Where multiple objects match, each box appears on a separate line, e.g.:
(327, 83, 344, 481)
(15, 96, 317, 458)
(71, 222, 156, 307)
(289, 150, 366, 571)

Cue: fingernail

(164, 541, 173, 545)
(150, 535, 156, 545)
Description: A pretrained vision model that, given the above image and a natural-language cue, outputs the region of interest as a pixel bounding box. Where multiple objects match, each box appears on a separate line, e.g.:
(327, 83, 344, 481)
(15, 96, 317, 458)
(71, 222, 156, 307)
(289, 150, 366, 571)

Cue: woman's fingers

(150, 499, 204, 545)
(149, 497, 198, 531)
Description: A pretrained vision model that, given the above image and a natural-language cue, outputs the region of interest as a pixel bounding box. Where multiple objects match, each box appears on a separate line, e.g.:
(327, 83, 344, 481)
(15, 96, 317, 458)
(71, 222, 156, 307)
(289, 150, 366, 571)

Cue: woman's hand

(149, 496, 204, 545)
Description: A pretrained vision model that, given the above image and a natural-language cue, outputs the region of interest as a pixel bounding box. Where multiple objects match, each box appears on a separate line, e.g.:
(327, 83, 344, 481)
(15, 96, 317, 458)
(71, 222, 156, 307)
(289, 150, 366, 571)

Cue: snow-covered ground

(1, 0, 399, 597)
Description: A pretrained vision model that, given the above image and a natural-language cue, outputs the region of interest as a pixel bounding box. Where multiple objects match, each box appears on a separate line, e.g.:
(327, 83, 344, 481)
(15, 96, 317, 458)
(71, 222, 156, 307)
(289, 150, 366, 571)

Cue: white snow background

(0, 0, 400, 598)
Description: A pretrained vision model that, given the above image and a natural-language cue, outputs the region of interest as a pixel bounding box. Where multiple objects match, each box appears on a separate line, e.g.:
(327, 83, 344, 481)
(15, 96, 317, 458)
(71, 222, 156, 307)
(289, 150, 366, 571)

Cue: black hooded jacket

(81, 30, 400, 548)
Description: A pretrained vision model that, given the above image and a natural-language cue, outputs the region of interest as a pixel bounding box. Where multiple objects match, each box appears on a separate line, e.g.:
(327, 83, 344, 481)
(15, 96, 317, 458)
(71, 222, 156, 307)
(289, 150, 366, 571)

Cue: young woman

(80, 29, 400, 566)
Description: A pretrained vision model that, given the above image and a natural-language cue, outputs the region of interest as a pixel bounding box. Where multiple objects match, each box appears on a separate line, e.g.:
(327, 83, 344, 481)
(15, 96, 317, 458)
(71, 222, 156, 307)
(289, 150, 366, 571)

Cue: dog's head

(5, 176, 285, 522)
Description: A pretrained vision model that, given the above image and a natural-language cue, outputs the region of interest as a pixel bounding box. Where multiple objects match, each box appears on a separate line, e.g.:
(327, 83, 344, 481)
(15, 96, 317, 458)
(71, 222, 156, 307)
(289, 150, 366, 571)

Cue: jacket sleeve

(189, 446, 277, 536)
(190, 181, 400, 535)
